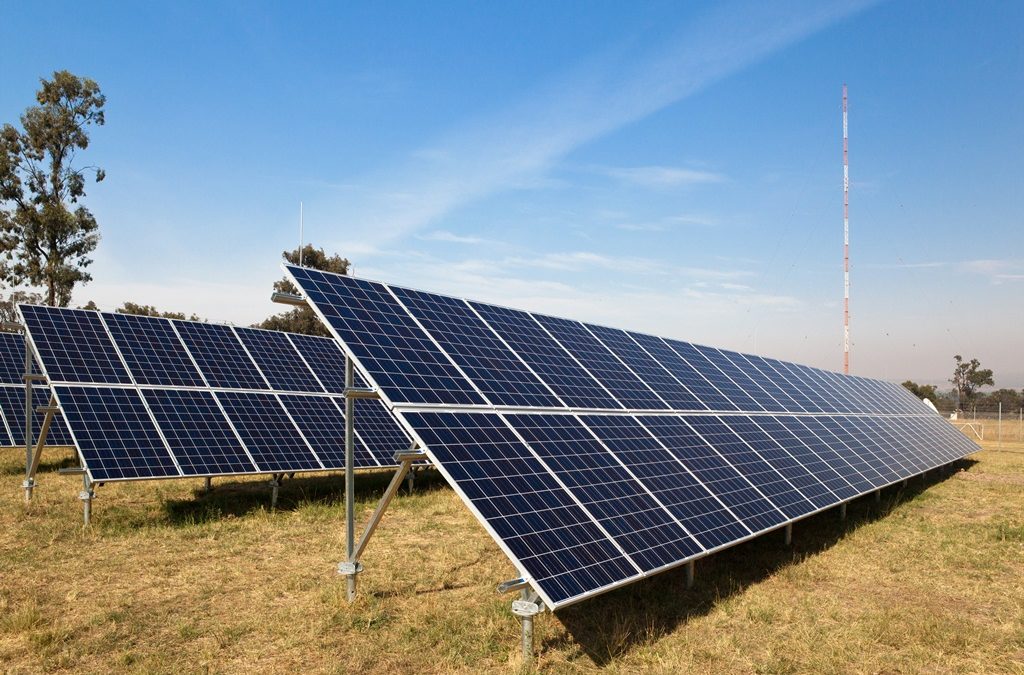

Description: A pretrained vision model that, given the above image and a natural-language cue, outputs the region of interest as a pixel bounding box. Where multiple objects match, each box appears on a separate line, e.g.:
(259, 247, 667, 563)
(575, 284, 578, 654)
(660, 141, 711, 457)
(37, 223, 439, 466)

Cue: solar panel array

(285, 265, 980, 610)
(20, 306, 413, 482)
(0, 332, 74, 447)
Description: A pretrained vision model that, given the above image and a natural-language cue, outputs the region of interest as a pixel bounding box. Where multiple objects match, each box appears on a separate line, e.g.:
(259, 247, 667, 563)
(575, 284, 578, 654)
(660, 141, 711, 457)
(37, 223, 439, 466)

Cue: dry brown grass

(1, 438, 1022, 673)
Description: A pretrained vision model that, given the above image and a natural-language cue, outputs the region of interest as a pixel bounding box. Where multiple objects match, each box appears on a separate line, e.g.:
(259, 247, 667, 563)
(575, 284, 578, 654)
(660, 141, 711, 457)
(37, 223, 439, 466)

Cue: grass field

(2, 438, 1023, 673)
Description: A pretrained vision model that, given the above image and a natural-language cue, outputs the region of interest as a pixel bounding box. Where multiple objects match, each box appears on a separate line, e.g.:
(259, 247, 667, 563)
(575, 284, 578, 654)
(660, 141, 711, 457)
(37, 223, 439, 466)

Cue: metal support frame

(80, 472, 95, 526)
(839, 502, 848, 520)
(874, 489, 881, 503)
(24, 396, 57, 502)
(685, 560, 695, 589)
(204, 476, 212, 494)
(269, 474, 282, 510)
(902, 479, 908, 488)
(499, 577, 544, 663)
(784, 523, 793, 546)
(338, 445, 424, 601)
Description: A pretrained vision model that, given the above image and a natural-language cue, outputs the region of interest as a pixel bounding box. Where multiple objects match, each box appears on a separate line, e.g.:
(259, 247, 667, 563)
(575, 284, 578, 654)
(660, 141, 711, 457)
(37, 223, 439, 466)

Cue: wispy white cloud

(598, 165, 726, 188)
(316, 0, 878, 250)
(417, 230, 490, 245)
(616, 214, 718, 232)
(959, 258, 1024, 283)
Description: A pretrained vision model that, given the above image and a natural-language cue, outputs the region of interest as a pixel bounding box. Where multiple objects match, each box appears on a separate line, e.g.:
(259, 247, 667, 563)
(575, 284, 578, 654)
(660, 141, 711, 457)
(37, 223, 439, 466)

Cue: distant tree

(115, 301, 202, 321)
(257, 244, 349, 336)
(78, 300, 99, 311)
(0, 289, 42, 324)
(0, 71, 105, 307)
(949, 355, 994, 408)
(977, 388, 1022, 412)
(901, 380, 938, 401)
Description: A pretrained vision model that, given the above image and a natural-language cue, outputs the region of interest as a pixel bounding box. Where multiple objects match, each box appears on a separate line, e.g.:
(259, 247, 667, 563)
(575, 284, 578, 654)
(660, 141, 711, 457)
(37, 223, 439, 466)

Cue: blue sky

(2, 0, 1021, 388)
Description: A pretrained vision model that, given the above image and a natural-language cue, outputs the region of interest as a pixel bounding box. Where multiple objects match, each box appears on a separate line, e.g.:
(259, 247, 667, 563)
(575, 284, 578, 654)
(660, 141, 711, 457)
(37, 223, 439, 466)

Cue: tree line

(0, 71, 348, 334)
(903, 355, 1020, 412)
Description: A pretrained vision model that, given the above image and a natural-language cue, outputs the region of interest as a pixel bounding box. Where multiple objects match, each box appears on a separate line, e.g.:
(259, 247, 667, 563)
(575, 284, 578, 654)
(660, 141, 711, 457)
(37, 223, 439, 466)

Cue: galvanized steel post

(345, 357, 357, 602)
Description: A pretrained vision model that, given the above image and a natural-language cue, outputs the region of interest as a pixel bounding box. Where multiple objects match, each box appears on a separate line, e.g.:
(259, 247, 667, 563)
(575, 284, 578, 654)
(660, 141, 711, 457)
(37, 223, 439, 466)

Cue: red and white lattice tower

(842, 84, 850, 374)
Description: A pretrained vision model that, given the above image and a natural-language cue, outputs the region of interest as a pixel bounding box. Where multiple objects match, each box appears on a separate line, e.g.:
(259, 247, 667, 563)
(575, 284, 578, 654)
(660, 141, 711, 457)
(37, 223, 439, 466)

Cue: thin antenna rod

(299, 201, 304, 267)
(842, 84, 850, 375)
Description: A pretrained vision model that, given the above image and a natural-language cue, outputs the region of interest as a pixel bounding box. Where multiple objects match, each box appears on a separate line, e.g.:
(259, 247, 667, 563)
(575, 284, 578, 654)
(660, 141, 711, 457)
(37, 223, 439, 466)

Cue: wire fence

(932, 400, 1024, 445)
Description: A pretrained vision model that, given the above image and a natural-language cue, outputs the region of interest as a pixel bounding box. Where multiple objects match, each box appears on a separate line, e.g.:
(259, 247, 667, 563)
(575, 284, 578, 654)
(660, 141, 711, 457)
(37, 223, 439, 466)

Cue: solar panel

(55, 386, 180, 481)
(287, 266, 485, 406)
(280, 265, 981, 609)
(533, 315, 666, 410)
(235, 327, 324, 393)
(20, 305, 417, 483)
(469, 302, 622, 410)
(0, 385, 75, 447)
(104, 313, 206, 387)
(22, 306, 132, 384)
(173, 321, 268, 390)
(142, 389, 257, 475)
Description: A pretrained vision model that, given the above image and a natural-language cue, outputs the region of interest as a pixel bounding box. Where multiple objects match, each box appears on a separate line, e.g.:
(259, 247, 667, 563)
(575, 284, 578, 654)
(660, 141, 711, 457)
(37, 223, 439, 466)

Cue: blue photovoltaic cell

(628, 332, 734, 411)
(0, 332, 40, 384)
(829, 416, 909, 481)
(682, 416, 814, 519)
(507, 414, 702, 571)
(797, 366, 854, 413)
(0, 386, 74, 446)
(774, 416, 874, 492)
(215, 391, 321, 472)
(719, 416, 835, 510)
(288, 333, 350, 394)
(402, 411, 639, 606)
(771, 361, 839, 414)
(21, 306, 132, 384)
(470, 302, 621, 409)
(235, 327, 324, 393)
(355, 398, 413, 466)
(585, 324, 704, 411)
(142, 389, 257, 475)
(664, 340, 762, 412)
(278, 394, 377, 469)
(54, 386, 179, 481)
(818, 416, 901, 484)
(748, 416, 858, 500)
(794, 417, 884, 487)
(174, 322, 269, 390)
(727, 353, 805, 412)
(285, 265, 484, 406)
(104, 313, 206, 387)
(695, 347, 784, 413)
(640, 416, 787, 533)
(582, 414, 748, 550)
(390, 287, 561, 408)
(758, 356, 823, 413)
(533, 314, 665, 410)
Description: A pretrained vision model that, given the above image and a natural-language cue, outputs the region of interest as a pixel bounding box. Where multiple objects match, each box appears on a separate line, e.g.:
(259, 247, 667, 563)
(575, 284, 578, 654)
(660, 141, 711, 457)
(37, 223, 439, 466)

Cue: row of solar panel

(53, 385, 410, 481)
(0, 385, 74, 446)
(17, 307, 415, 481)
(285, 266, 929, 415)
(403, 411, 975, 608)
(21, 305, 360, 394)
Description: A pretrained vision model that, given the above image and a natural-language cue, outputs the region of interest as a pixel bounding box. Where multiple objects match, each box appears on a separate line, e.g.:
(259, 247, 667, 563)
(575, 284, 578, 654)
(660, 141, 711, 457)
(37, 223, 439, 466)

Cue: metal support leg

(269, 474, 282, 510)
(406, 468, 415, 494)
(344, 358, 357, 601)
(23, 397, 56, 502)
(204, 476, 212, 494)
(80, 473, 94, 526)
(338, 447, 423, 602)
(839, 503, 847, 520)
(874, 489, 881, 503)
(22, 339, 34, 502)
(685, 560, 695, 589)
(784, 523, 793, 546)
(511, 588, 542, 664)
(902, 479, 908, 488)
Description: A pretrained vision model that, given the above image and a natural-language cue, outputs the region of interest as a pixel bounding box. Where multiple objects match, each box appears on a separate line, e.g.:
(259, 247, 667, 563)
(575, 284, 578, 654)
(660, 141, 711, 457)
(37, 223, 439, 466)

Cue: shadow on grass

(0, 446, 78, 476)
(161, 466, 447, 525)
(550, 459, 976, 665)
